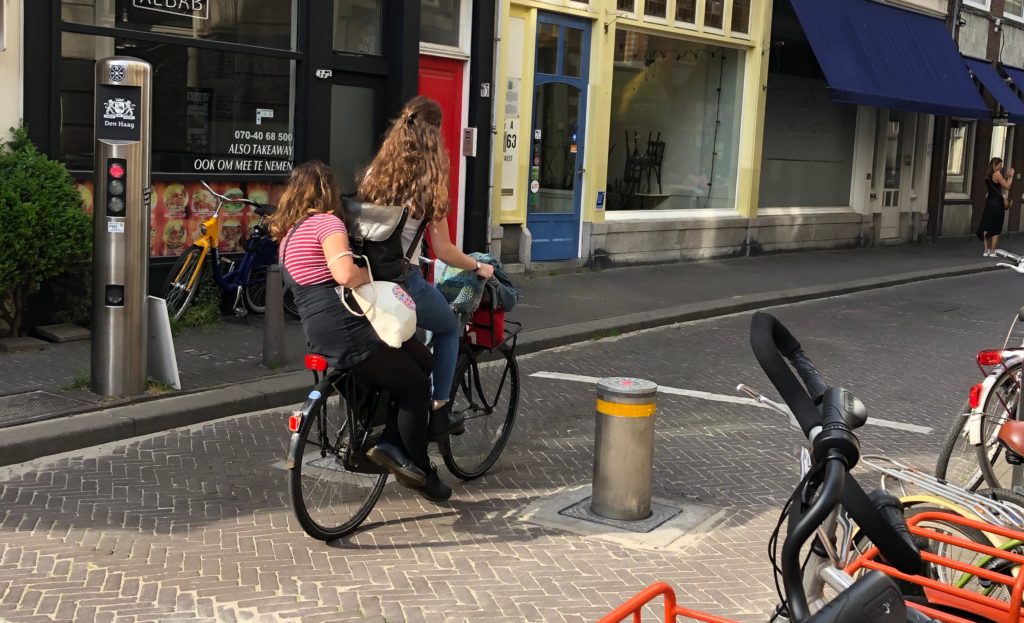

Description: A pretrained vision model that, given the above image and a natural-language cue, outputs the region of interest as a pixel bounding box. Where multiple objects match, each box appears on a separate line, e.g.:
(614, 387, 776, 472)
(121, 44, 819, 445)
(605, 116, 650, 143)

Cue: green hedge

(0, 125, 91, 337)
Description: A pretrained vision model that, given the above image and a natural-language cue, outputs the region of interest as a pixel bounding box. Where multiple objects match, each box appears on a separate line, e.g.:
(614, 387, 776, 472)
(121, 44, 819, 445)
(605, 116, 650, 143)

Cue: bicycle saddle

(254, 203, 276, 217)
(998, 419, 1024, 461)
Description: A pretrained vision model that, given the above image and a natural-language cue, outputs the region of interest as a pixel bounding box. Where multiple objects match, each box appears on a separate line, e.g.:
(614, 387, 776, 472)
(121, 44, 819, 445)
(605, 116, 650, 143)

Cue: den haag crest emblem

(109, 65, 126, 82)
(103, 98, 136, 122)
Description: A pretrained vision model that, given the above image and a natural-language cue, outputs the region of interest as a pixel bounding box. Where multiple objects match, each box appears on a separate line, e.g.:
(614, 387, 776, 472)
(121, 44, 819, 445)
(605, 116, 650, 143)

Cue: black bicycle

(286, 287, 521, 541)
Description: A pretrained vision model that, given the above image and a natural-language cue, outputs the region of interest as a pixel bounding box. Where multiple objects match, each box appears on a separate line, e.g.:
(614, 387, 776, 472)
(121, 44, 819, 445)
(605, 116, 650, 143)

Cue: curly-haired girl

(271, 160, 450, 502)
(359, 96, 494, 440)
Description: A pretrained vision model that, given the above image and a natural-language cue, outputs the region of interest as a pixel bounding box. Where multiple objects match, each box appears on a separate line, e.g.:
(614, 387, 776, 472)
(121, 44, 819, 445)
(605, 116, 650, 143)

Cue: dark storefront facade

(25, 0, 493, 264)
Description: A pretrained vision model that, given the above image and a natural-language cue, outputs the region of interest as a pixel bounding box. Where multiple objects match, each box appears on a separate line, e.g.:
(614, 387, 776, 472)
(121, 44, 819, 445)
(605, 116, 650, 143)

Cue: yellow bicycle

(161, 181, 294, 320)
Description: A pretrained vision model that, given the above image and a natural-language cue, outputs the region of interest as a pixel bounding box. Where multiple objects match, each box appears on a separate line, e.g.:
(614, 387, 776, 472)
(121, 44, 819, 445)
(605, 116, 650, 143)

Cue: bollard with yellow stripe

(590, 377, 658, 522)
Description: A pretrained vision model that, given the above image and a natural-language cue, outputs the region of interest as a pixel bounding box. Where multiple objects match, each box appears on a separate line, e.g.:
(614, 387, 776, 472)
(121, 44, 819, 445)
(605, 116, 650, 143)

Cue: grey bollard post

(590, 377, 658, 521)
(263, 264, 286, 368)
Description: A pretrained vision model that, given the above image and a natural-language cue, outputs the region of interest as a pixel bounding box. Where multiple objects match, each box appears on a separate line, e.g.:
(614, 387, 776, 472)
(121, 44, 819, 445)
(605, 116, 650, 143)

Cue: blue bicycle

(161, 181, 297, 320)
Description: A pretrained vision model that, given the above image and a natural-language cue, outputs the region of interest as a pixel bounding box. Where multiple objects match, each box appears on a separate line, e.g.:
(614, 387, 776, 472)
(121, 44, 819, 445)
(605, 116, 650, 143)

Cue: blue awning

(791, 0, 988, 119)
(963, 58, 1024, 123)
(1003, 65, 1024, 95)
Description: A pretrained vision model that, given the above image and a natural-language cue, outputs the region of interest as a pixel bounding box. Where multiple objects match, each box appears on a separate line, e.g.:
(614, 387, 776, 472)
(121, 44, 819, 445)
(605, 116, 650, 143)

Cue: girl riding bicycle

(358, 96, 495, 442)
(270, 161, 452, 502)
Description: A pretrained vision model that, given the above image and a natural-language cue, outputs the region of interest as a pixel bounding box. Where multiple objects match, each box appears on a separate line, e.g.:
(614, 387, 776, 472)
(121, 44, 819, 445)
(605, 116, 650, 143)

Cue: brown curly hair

(357, 96, 450, 221)
(269, 161, 344, 242)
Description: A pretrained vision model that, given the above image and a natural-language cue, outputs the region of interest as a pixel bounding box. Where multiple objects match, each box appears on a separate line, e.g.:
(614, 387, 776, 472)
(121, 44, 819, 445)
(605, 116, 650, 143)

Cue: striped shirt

(281, 213, 348, 286)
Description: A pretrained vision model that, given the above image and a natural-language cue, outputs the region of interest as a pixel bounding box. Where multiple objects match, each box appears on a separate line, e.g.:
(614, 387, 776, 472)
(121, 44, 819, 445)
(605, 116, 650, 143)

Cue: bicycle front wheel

(935, 399, 985, 491)
(978, 364, 1023, 489)
(290, 381, 387, 541)
(440, 346, 519, 480)
(162, 245, 206, 321)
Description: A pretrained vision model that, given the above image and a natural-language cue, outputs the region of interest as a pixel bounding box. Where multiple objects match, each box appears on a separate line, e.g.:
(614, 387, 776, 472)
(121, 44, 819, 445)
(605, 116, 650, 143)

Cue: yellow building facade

(489, 0, 772, 266)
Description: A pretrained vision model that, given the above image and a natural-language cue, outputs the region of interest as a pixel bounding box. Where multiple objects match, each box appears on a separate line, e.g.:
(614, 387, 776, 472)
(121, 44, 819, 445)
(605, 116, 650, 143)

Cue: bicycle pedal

(233, 306, 248, 317)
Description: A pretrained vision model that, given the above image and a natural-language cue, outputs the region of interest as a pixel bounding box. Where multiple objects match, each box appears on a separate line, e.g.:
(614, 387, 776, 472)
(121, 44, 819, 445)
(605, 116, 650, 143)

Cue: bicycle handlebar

(199, 180, 259, 207)
(749, 312, 922, 621)
(994, 248, 1024, 264)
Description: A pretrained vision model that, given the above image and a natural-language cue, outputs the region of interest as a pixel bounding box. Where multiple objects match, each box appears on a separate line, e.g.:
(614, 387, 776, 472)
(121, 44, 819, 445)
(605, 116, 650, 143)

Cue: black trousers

(352, 339, 433, 468)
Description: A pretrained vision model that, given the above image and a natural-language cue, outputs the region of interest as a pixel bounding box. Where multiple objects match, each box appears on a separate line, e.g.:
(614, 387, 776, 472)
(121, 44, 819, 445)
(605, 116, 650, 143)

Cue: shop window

(645, 0, 667, 19)
(732, 0, 750, 34)
(60, 0, 298, 50)
(607, 30, 745, 211)
(421, 0, 461, 48)
(676, 0, 697, 23)
(537, 22, 559, 75)
(759, 73, 856, 209)
(704, 0, 724, 29)
(334, 0, 383, 55)
(946, 121, 975, 196)
(617, 0, 635, 12)
(60, 32, 295, 175)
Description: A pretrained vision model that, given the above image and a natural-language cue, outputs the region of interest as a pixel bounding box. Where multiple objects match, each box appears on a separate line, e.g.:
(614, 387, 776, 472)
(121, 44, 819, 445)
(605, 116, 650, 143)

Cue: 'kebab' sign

(132, 0, 210, 20)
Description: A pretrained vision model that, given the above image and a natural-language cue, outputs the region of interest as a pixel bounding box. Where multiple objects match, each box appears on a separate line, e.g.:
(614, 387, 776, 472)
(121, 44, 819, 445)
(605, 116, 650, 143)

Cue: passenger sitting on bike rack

(270, 161, 452, 502)
(358, 96, 494, 440)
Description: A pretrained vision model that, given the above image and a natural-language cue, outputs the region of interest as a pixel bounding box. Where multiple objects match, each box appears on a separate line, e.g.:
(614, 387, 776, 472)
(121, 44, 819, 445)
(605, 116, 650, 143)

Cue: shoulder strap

(405, 217, 429, 260)
(280, 216, 311, 266)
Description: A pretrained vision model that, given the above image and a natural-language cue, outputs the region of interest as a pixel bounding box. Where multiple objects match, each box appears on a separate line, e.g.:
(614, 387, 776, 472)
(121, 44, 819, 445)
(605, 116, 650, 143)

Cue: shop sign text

(192, 129, 293, 173)
(133, 0, 209, 20)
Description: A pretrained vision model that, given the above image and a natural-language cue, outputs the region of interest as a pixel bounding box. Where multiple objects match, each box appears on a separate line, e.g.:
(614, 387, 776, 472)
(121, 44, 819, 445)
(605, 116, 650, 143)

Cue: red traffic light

(108, 162, 125, 179)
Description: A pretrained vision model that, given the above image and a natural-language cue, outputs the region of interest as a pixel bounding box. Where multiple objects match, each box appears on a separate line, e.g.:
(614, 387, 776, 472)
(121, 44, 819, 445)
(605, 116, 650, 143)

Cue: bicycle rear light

(977, 349, 1004, 367)
(969, 383, 984, 410)
(304, 354, 328, 372)
(287, 411, 302, 433)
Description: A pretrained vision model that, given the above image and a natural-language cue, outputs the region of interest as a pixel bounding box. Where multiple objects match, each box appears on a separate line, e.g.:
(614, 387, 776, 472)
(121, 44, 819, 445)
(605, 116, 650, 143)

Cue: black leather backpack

(341, 197, 427, 284)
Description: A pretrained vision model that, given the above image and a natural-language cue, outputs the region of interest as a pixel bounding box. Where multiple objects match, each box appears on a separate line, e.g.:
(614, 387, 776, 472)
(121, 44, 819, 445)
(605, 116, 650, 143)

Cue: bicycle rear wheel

(440, 346, 519, 480)
(290, 380, 386, 541)
(977, 364, 1023, 489)
(162, 245, 206, 321)
(935, 399, 985, 491)
(242, 263, 269, 313)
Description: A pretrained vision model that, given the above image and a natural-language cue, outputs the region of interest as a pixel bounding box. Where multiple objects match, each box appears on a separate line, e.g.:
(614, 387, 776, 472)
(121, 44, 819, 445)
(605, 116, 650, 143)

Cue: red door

(418, 55, 465, 246)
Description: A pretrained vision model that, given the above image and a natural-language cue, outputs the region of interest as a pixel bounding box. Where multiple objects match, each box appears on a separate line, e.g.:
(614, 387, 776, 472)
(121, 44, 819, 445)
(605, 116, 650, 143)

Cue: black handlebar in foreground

(749, 312, 923, 622)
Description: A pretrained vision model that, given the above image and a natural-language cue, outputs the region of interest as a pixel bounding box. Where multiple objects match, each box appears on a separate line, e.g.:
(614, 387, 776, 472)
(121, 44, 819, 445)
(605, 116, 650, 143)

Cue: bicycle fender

(969, 370, 1008, 446)
(284, 390, 325, 470)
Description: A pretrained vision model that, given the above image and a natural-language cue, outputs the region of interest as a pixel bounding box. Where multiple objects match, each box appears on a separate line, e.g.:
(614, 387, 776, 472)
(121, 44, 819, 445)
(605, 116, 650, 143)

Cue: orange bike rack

(600, 511, 1024, 623)
(597, 582, 738, 623)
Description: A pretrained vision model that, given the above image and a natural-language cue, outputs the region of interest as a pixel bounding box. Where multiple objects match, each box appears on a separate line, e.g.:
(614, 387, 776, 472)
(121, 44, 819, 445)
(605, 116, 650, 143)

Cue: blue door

(527, 13, 591, 262)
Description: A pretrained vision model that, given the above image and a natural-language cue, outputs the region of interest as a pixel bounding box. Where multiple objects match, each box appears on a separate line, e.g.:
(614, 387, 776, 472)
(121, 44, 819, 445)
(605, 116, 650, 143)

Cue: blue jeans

(405, 268, 459, 401)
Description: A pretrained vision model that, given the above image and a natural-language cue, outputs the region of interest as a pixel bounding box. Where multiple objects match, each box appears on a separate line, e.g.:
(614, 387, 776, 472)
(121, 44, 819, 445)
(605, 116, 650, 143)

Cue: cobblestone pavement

(1, 270, 1021, 623)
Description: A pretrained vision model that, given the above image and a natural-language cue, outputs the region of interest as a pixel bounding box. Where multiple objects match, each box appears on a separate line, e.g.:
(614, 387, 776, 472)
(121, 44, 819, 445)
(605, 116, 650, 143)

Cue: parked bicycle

(285, 284, 521, 541)
(161, 181, 298, 321)
(936, 248, 1024, 491)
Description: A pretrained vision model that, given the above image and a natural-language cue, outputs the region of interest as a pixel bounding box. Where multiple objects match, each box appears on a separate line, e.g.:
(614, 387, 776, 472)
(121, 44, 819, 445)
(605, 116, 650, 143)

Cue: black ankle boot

(429, 404, 466, 441)
(414, 464, 452, 503)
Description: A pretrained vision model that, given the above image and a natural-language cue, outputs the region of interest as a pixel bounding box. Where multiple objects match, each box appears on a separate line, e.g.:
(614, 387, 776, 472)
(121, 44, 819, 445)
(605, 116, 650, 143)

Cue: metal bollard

(591, 377, 658, 521)
(263, 264, 286, 368)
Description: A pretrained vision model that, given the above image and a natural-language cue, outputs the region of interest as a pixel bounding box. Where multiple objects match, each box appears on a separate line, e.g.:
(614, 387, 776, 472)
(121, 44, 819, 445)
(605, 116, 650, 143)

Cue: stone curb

(0, 261, 997, 467)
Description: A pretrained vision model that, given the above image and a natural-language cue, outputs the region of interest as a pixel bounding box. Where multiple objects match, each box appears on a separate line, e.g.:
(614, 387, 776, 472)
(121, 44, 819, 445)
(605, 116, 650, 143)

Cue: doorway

(419, 55, 466, 245)
(527, 13, 591, 262)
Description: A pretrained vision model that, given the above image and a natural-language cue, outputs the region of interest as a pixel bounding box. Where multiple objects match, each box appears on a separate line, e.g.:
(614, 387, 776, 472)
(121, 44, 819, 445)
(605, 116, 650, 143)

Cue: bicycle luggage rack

(598, 511, 1024, 623)
(847, 511, 1024, 623)
(862, 456, 1024, 528)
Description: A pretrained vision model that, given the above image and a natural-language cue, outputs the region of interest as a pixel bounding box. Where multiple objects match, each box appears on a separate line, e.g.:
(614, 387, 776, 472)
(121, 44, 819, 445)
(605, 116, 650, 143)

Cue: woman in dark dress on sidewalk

(979, 157, 1014, 257)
